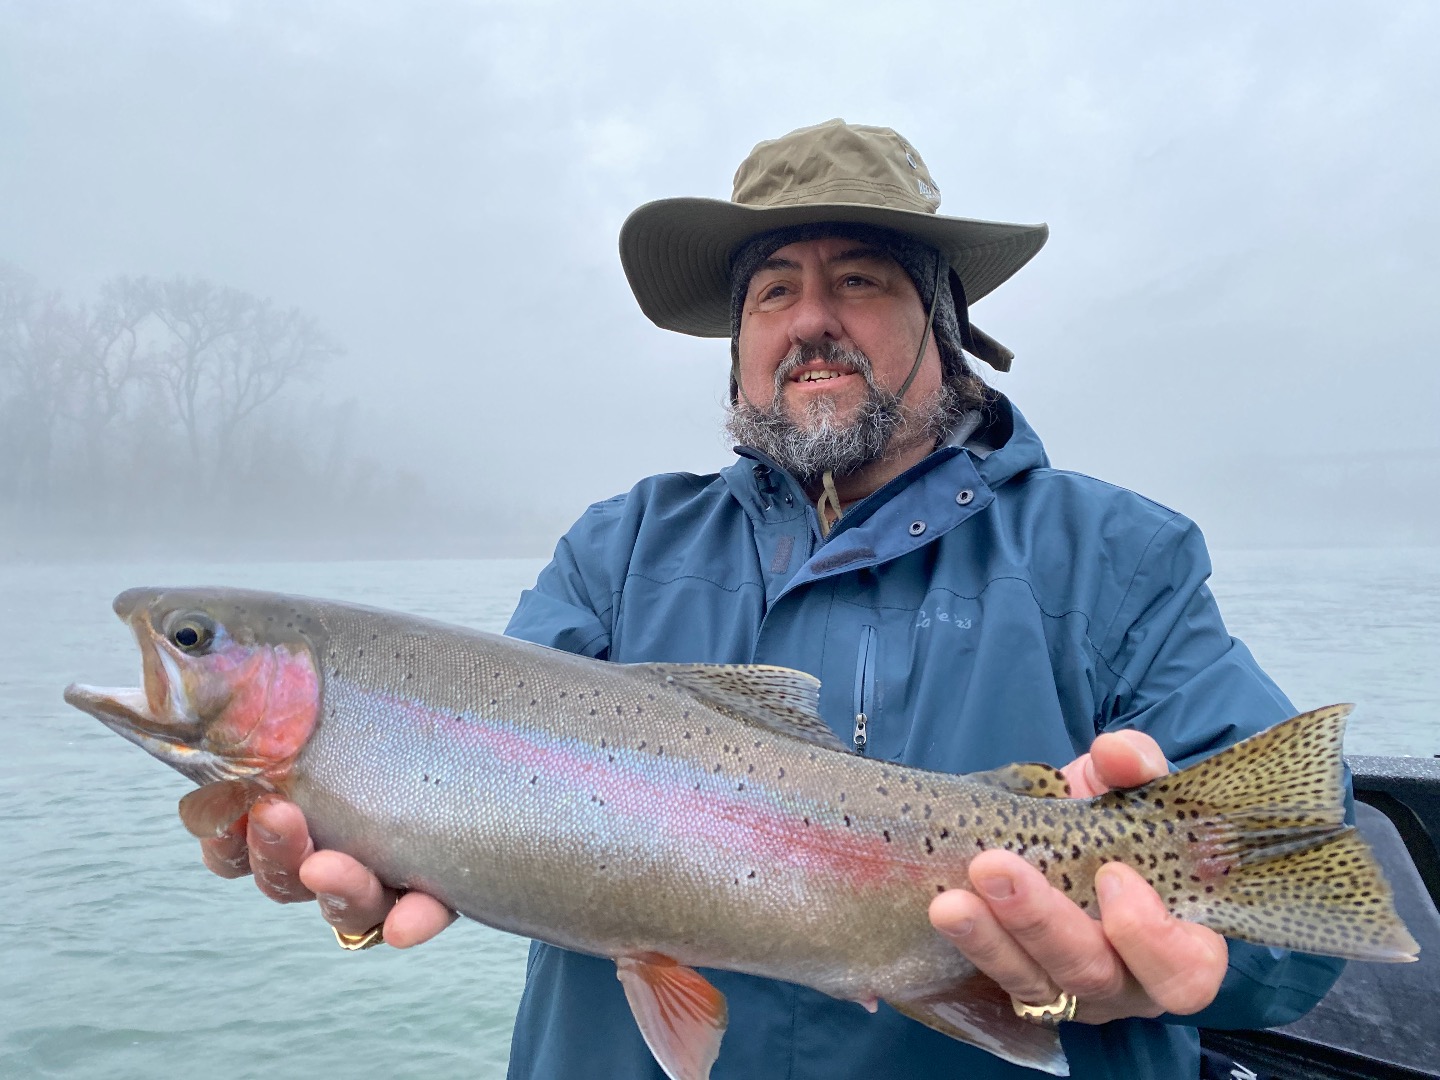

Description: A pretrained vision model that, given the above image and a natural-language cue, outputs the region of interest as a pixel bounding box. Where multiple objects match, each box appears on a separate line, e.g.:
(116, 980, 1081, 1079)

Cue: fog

(2, 0, 1436, 558)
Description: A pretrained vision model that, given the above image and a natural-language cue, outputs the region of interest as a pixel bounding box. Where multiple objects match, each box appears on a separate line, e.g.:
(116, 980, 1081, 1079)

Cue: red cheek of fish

(204, 644, 321, 774)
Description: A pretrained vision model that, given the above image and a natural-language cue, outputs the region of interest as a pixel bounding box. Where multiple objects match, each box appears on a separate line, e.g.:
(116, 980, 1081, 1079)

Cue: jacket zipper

(852, 624, 877, 755)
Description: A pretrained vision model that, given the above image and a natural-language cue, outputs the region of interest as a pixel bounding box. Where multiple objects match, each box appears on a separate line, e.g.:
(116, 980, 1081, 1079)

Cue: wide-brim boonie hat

(619, 118, 1048, 371)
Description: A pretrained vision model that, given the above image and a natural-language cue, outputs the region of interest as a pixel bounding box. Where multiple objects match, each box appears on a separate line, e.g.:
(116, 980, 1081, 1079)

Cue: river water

(3, 549, 1436, 1078)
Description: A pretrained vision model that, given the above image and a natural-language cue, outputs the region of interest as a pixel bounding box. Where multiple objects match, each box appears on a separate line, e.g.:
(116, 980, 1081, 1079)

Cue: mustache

(771, 342, 877, 393)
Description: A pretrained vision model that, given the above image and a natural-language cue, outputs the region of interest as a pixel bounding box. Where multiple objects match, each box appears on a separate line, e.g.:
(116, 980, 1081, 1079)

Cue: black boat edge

(1200, 754, 1440, 1080)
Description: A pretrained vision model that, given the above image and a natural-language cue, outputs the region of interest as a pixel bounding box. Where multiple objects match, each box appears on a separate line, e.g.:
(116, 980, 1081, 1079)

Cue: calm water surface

(3, 549, 1436, 1078)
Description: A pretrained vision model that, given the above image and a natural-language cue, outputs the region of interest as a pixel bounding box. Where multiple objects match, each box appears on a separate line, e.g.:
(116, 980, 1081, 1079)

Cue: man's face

(727, 236, 950, 484)
(735, 236, 943, 421)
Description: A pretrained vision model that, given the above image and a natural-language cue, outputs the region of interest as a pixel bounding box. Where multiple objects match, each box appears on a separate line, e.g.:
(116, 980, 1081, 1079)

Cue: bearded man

(202, 119, 1345, 1078)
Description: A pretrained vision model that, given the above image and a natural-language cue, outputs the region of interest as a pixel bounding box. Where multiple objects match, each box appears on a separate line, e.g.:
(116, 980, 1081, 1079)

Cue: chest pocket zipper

(852, 624, 877, 755)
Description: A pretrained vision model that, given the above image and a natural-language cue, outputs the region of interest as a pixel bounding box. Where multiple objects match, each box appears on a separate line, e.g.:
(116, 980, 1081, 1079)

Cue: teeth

(798, 370, 846, 382)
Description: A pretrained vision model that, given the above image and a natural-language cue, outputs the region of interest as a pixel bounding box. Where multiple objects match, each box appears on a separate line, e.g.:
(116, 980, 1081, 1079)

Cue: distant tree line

(0, 261, 426, 551)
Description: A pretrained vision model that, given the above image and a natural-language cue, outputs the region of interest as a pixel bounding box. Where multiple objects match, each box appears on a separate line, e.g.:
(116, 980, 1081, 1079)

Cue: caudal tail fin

(1105, 704, 1420, 963)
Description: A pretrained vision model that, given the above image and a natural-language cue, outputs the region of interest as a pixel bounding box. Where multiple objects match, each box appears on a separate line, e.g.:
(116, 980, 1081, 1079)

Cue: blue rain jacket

(503, 396, 1344, 1079)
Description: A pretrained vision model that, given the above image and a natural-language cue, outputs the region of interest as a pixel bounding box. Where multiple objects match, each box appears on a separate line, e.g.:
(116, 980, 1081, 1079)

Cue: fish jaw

(62, 681, 236, 786)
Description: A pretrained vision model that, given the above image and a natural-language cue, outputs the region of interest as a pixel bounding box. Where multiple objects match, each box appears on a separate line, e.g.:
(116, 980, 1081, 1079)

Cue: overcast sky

(2, 0, 1436, 552)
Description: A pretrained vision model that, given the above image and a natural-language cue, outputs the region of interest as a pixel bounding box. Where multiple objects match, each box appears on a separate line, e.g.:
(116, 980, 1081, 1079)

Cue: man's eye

(759, 283, 790, 301)
(841, 274, 873, 288)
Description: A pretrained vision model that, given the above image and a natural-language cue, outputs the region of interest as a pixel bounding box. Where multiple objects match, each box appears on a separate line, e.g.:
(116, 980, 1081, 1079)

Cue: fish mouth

(64, 681, 235, 785)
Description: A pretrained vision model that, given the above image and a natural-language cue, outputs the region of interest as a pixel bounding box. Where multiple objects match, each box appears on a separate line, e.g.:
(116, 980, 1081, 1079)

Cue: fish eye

(166, 613, 216, 654)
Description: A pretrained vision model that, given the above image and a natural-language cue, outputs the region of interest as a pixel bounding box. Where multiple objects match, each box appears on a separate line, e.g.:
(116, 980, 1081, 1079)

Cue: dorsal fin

(637, 663, 849, 753)
(967, 763, 1071, 799)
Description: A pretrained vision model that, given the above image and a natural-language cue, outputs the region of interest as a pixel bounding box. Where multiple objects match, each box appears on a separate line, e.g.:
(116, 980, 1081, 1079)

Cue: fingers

(298, 851, 456, 947)
(299, 849, 398, 937)
(1096, 863, 1228, 1016)
(1063, 731, 1169, 797)
(200, 814, 253, 878)
(933, 852, 1131, 1009)
(245, 797, 317, 902)
(384, 891, 458, 949)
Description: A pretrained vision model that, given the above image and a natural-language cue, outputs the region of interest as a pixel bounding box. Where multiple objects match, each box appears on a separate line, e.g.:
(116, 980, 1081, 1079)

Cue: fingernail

(317, 893, 348, 917)
(1141, 747, 1169, 776)
(977, 874, 1013, 901)
(1096, 867, 1122, 904)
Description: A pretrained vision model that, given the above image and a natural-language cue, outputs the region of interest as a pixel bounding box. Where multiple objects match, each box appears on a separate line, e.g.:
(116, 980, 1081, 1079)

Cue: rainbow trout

(64, 587, 1418, 1077)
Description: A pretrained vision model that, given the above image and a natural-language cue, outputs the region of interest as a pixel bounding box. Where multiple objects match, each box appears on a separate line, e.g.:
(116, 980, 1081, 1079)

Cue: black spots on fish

(900, 803, 911, 816)
(1071, 845, 1082, 861)
(589, 709, 597, 717)
(936, 884, 947, 894)
(599, 863, 607, 871)
(975, 838, 987, 850)
(600, 738, 607, 748)
(803, 817, 811, 827)
(882, 830, 892, 843)
(876, 785, 889, 796)
(747, 870, 756, 879)
(683, 731, 692, 741)
(638, 740, 647, 750)
(839, 791, 847, 803)
(1061, 873, 1073, 892)
(647, 693, 655, 701)
(843, 815, 853, 827)
(607, 755, 615, 763)
(939, 828, 950, 839)
(713, 763, 723, 773)
(704, 726, 712, 735)
(616, 706, 625, 716)
(777, 768, 786, 779)
(559, 690, 567, 699)
(954, 815, 965, 829)
(737, 782, 746, 791)
(753, 740, 762, 749)
(420, 773, 443, 787)
(923, 836, 935, 854)
(657, 746, 664, 757)
(747, 764, 755, 774)
(922, 805, 932, 820)
(683, 710, 692, 720)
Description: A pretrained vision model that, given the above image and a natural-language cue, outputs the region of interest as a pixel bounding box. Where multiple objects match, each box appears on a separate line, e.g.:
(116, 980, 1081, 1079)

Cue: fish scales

(64, 587, 1420, 1079)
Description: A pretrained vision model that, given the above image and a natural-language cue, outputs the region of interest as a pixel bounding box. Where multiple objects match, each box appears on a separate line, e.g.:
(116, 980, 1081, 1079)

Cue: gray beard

(725, 343, 967, 487)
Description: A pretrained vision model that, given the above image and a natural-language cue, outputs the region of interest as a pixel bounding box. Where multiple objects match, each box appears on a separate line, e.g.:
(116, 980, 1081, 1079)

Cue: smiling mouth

(793, 368, 856, 383)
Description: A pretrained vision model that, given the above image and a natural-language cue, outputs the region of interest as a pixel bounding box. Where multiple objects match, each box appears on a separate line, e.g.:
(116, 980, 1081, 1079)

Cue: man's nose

(786, 287, 844, 347)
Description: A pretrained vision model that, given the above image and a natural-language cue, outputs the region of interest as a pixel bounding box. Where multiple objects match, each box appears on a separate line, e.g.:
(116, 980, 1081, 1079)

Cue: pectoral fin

(178, 779, 265, 838)
(889, 970, 1069, 1076)
(615, 953, 728, 1080)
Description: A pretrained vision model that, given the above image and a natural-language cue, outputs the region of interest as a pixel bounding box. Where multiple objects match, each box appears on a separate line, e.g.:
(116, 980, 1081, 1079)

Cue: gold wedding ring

(332, 923, 385, 951)
(1011, 989, 1078, 1026)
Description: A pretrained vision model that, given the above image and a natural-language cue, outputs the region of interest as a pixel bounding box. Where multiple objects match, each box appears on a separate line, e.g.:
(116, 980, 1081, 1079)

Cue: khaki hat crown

(732, 119, 943, 215)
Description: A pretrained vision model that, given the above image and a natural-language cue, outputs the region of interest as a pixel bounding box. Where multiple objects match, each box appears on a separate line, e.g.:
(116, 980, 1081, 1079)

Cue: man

(202, 119, 1344, 1077)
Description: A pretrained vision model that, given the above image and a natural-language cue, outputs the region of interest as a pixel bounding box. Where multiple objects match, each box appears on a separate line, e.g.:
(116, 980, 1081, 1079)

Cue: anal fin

(615, 953, 728, 1080)
(889, 970, 1069, 1076)
(178, 779, 265, 838)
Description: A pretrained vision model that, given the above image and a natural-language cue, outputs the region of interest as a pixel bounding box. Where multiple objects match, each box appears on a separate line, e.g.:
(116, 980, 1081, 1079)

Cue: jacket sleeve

(504, 494, 628, 658)
(1094, 512, 1346, 1030)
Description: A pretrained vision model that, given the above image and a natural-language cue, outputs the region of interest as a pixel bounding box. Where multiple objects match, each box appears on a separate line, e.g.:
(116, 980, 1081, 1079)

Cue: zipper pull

(852, 713, 868, 754)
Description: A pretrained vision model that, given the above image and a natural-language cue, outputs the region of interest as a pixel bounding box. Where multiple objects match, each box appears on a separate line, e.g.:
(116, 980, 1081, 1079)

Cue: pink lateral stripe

(371, 688, 929, 888)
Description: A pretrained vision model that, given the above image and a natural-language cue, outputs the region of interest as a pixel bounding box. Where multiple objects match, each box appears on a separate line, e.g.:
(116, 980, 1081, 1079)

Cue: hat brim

(619, 196, 1048, 339)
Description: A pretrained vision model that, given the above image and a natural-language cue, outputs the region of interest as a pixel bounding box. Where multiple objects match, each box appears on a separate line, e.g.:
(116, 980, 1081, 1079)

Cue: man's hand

(929, 731, 1230, 1024)
(200, 796, 455, 948)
